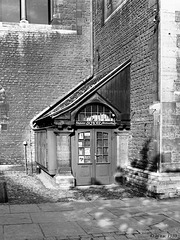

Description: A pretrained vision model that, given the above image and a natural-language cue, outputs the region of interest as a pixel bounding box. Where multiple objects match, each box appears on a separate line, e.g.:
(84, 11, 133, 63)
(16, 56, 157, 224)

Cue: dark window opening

(0, 0, 20, 22)
(1, 124, 7, 131)
(0, 0, 53, 24)
(26, 0, 49, 24)
(104, 0, 126, 20)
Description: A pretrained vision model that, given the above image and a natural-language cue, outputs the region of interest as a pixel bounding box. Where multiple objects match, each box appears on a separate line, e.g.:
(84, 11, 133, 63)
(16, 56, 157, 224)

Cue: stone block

(161, 152, 171, 163)
(55, 174, 75, 188)
(4, 224, 44, 240)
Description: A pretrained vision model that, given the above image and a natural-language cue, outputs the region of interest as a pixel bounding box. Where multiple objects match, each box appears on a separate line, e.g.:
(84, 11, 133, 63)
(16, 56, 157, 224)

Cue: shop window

(78, 131, 91, 164)
(0, 0, 55, 24)
(104, 0, 127, 20)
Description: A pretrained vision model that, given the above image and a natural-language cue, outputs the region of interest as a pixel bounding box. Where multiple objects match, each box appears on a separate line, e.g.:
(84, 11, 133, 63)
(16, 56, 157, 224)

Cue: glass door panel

(76, 129, 112, 186)
(96, 131, 109, 163)
(78, 131, 91, 164)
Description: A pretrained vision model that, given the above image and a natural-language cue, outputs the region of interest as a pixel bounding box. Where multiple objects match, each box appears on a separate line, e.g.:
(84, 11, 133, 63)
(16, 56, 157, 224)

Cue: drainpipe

(157, 0, 162, 173)
(155, 0, 161, 173)
(156, 0, 160, 102)
(90, 0, 94, 76)
(23, 141, 28, 174)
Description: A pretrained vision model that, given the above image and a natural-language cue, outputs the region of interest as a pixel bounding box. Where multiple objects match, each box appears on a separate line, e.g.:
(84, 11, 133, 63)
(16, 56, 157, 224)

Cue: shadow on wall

(115, 138, 161, 197)
(131, 138, 180, 173)
(0, 85, 9, 132)
(131, 138, 159, 172)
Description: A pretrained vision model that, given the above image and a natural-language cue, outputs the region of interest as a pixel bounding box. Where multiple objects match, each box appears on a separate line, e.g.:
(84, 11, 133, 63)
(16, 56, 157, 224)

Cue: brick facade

(1, 0, 180, 197)
(0, 0, 91, 166)
(93, 0, 158, 170)
(92, 0, 180, 196)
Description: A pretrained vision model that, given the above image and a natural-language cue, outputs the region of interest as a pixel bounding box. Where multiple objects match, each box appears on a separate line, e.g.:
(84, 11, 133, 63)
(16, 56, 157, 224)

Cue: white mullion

(20, 0, 28, 22)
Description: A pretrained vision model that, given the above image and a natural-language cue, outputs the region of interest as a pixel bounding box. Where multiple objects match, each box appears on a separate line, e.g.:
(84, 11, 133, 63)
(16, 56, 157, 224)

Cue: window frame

(104, 0, 128, 22)
(0, 0, 53, 25)
(76, 103, 116, 126)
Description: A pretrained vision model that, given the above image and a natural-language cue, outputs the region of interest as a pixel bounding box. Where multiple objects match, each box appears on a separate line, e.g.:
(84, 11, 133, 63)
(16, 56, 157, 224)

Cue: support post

(23, 141, 28, 174)
(20, 0, 28, 23)
(0, 181, 8, 203)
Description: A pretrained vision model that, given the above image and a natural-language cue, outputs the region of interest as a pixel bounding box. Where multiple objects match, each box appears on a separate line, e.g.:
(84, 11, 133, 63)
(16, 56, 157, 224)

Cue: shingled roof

(31, 60, 131, 127)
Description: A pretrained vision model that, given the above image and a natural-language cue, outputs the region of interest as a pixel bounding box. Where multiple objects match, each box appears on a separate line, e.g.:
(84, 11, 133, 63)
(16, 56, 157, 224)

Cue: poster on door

(85, 148, 90, 155)
(79, 156, 84, 163)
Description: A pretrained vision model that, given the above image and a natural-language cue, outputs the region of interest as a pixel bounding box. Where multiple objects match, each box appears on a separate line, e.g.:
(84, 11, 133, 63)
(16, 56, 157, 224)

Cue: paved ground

(0, 197, 180, 240)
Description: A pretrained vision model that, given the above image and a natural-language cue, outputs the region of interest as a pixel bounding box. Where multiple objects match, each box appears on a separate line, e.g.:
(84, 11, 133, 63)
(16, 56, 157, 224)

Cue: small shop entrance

(75, 128, 114, 185)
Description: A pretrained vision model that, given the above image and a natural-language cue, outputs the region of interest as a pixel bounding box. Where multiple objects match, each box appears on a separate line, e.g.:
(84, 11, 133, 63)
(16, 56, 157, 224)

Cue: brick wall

(160, 1, 180, 172)
(0, 0, 91, 166)
(93, 0, 158, 169)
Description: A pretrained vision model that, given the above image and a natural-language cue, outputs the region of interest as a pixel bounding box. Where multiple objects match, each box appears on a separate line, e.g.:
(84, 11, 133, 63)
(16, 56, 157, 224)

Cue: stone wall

(0, 0, 91, 165)
(160, 1, 180, 172)
(126, 166, 180, 199)
(93, 0, 158, 168)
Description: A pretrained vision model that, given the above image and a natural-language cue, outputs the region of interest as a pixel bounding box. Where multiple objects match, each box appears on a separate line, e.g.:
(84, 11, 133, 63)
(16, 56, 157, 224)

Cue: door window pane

(103, 156, 108, 162)
(78, 132, 91, 164)
(78, 141, 83, 147)
(96, 131, 109, 163)
(78, 133, 84, 140)
(84, 139, 90, 147)
(97, 155, 103, 162)
(26, 0, 49, 24)
(97, 139, 103, 147)
(104, 139, 108, 147)
(103, 147, 108, 155)
(103, 132, 108, 138)
(84, 156, 91, 163)
(97, 132, 102, 138)
(84, 132, 90, 138)
(0, 0, 20, 22)
(97, 147, 103, 155)
(84, 148, 90, 155)
(79, 148, 84, 156)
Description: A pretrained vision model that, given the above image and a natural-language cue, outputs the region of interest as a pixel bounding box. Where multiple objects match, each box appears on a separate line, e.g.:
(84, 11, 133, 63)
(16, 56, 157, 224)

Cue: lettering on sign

(76, 121, 114, 126)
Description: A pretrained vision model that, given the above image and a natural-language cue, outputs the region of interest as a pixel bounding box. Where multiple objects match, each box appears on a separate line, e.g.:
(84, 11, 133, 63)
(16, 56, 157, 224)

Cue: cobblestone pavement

(0, 197, 180, 240)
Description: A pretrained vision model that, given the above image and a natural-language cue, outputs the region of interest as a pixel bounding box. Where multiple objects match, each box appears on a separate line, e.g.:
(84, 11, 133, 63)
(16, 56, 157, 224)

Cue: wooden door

(94, 129, 111, 184)
(75, 129, 113, 185)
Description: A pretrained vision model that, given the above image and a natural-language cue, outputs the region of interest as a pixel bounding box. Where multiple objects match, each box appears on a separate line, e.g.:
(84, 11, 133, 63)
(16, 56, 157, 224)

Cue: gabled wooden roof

(32, 60, 131, 127)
